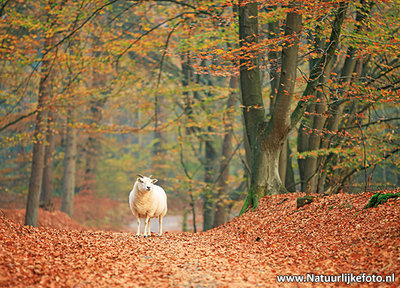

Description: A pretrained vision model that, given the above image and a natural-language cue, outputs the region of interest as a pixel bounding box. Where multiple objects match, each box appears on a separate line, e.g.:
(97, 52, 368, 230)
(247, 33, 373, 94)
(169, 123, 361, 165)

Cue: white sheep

(129, 174, 167, 237)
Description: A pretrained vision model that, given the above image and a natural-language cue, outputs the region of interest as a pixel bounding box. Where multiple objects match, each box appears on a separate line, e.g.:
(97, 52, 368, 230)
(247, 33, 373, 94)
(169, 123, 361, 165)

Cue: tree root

(363, 192, 400, 209)
(296, 196, 315, 209)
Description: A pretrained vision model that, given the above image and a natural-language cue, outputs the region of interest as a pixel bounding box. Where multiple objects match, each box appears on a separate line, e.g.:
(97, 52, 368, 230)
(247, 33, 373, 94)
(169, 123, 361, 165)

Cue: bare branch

(0, 110, 37, 132)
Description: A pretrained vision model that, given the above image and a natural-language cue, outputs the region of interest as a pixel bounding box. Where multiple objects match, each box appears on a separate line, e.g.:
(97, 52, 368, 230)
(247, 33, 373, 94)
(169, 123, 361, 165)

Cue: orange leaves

(240, 104, 265, 112)
(1, 190, 400, 287)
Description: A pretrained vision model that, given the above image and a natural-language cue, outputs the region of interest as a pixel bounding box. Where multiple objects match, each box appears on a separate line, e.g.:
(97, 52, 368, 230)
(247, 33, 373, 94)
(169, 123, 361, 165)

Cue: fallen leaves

(1, 190, 399, 287)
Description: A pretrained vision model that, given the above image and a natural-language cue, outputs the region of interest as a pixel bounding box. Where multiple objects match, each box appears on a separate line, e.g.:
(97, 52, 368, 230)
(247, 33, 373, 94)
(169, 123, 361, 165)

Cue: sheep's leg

(158, 215, 163, 236)
(144, 216, 150, 237)
(136, 217, 141, 237)
(146, 218, 151, 236)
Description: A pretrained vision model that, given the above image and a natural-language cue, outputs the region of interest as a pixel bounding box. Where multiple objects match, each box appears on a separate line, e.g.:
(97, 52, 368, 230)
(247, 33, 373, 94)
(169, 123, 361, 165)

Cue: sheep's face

(137, 175, 158, 192)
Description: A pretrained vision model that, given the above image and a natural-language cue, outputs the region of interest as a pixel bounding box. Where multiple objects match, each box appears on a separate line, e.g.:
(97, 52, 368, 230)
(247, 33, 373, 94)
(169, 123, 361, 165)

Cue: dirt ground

(1, 191, 399, 287)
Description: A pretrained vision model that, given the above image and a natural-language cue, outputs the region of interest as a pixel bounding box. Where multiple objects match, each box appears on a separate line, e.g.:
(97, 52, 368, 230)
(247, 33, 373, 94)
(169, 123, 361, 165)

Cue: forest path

(0, 220, 275, 287)
(127, 215, 187, 233)
(1, 191, 400, 287)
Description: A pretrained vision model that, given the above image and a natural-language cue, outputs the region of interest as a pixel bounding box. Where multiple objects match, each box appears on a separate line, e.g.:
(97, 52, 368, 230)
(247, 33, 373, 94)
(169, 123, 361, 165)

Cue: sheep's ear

(151, 179, 158, 184)
(137, 178, 144, 183)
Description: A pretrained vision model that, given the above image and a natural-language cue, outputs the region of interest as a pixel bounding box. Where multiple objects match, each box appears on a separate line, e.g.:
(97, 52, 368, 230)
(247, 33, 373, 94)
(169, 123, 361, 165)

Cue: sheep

(129, 174, 167, 237)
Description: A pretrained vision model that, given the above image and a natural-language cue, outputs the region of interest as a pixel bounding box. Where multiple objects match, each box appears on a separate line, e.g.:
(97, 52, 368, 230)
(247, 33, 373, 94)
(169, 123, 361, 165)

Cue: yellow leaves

(214, 48, 224, 55)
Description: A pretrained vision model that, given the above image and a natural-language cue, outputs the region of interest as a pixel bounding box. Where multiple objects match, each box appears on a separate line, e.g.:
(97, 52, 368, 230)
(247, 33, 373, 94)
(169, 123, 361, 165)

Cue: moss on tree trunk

(296, 196, 315, 209)
(363, 192, 400, 209)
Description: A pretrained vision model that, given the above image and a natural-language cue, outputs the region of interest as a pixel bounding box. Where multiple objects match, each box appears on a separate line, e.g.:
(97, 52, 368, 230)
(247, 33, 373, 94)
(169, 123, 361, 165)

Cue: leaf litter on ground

(1, 189, 399, 287)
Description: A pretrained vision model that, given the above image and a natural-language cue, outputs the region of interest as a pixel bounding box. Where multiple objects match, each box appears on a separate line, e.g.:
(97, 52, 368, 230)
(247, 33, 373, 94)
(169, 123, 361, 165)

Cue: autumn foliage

(1, 0, 399, 286)
(1, 189, 399, 287)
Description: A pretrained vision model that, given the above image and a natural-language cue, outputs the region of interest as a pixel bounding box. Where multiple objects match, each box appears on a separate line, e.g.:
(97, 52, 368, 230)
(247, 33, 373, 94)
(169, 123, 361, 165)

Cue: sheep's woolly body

(129, 175, 167, 237)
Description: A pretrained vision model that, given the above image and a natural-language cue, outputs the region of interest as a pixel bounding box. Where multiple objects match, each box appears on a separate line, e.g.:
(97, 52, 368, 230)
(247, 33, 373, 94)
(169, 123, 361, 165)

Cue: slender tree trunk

(316, 1, 370, 192)
(83, 23, 108, 195)
(182, 207, 188, 232)
(40, 110, 56, 211)
(297, 14, 332, 193)
(213, 76, 237, 227)
(153, 95, 166, 161)
(290, 2, 349, 128)
(62, 109, 77, 217)
(297, 102, 315, 192)
(202, 132, 217, 231)
(180, 54, 197, 134)
(291, 2, 349, 194)
(25, 34, 54, 227)
(285, 142, 296, 192)
(83, 98, 105, 194)
(180, 53, 198, 233)
(152, 72, 166, 170)
(303, 62, 334, 193)
(189, 191, 197, 233)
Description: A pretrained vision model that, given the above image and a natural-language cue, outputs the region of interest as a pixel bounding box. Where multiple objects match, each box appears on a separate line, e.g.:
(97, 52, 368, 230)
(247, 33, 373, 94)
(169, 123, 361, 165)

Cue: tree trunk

(152, 97, 166, 161)
(40, 110, 56, 211)
(180, 54, 197, 134)
(239, 1, 264, 152)
(153, 82, 166, 170)
(291, 2, 349, 194)
(267, 17, 281, 113)
(202, 133, 217, 231)
(316, 1, 370, 192)
(213, 76, 237, 227)
(290, 2, 349, 128)
(240, 2, 302, 213)
(278, 140, 288, 185)
(83, 24, 108, 195)
(266, 13, 292, 192)
(180, 53, 199, 233)
(25, 33, 54, 227)
(285, 140, 296, 192)
(83, 98, 105, 195)
(302, 61, 334, 193)
(62, 109, 77, 217)
(297, 102, 315, 192)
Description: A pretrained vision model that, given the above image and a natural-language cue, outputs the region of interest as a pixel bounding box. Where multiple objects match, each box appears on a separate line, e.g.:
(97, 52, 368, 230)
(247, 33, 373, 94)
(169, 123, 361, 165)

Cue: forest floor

(1, 190, 399, 287)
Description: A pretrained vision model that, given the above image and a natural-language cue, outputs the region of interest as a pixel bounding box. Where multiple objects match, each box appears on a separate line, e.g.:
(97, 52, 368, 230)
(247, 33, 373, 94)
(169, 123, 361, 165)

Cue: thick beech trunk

(62, 109, 77, 217)
(278, 140, 288, 185)
(239, 2, 302, 213)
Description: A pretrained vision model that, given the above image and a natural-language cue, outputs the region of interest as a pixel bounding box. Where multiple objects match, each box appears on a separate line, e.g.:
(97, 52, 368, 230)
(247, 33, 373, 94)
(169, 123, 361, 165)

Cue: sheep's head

(136, 174, 158, 192)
